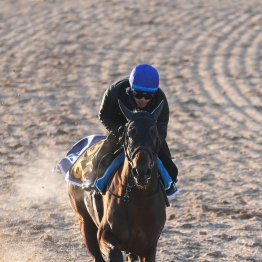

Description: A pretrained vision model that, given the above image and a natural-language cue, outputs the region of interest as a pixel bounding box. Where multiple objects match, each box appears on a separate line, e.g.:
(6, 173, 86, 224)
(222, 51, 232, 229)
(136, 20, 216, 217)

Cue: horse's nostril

(135, 170, 151, 186)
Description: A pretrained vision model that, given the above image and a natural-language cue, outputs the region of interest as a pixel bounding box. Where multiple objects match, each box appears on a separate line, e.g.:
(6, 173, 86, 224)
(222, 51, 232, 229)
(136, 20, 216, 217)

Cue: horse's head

(118, 100, 164, 189)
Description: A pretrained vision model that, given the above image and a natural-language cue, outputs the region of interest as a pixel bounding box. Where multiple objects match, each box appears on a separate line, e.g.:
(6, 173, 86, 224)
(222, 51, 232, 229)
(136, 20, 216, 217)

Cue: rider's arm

(156, 91, 169, 143)
(98, 85, 122, 137)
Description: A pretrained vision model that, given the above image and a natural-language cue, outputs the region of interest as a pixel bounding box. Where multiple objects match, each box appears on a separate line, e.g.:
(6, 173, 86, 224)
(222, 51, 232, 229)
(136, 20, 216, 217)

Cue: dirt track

(0, 0, 262, 261)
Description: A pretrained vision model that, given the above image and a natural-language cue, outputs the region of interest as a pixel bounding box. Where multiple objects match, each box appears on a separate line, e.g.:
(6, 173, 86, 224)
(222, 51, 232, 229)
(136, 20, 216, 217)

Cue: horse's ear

(151, 100, 164, 120)
(118, 99, 133, 120)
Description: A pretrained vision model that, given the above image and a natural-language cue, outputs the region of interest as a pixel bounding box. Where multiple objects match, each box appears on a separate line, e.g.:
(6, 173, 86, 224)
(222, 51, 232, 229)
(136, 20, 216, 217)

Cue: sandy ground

(0, 0, 262, 261)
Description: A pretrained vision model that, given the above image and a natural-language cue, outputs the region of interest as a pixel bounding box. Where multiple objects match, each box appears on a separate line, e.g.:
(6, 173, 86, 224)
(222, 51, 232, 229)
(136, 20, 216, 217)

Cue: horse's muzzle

(133, 168, 151, 189)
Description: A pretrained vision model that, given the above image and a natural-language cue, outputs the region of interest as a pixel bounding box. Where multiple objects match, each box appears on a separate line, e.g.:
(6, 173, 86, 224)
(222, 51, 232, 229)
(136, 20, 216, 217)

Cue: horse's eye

(128, 126, 137, 137)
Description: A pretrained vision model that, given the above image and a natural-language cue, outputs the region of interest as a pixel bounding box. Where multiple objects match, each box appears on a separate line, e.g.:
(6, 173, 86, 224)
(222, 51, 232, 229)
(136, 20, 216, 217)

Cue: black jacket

(98, 78, 169, 141)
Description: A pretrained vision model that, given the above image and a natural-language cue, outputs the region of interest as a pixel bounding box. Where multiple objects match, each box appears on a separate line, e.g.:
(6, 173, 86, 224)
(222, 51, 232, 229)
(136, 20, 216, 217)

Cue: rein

(108, 176, 161, 204)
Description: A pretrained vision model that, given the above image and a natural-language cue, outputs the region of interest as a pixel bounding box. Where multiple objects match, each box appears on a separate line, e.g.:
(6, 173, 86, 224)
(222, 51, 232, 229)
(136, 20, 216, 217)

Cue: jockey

(85, 64, 178, 198)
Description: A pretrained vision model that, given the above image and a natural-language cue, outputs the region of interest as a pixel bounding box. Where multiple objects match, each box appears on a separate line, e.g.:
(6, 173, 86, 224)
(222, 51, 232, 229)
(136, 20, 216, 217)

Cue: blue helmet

(129, 64, 159, 93)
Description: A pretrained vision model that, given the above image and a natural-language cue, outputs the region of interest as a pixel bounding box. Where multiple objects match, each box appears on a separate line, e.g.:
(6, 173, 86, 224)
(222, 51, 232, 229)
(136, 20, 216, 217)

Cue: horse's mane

(130, 110, 156, 122)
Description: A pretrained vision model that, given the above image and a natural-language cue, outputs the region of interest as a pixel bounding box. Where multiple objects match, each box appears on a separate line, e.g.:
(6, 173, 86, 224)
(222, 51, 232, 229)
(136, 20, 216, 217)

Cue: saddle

(56, 135, 105, 186)
(56, 135, 173, 193)
(69, 139, 109, 182)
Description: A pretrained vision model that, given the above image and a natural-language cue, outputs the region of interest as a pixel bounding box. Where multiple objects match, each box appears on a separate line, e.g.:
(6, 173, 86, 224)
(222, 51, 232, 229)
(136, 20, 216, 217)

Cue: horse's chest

(109, 219, 152, 253)
(108, 203, 164, 251)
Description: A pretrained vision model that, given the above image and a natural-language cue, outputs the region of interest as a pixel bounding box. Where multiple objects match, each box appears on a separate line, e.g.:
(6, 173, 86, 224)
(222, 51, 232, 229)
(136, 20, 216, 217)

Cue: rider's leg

(83, 134, 119, 190)
(158, 140, 179, 198)
(158, 140, 178, 183)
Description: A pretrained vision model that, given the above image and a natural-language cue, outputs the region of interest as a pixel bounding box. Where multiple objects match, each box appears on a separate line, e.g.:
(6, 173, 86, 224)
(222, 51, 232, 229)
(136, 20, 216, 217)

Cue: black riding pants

(92, 133, 120, 175)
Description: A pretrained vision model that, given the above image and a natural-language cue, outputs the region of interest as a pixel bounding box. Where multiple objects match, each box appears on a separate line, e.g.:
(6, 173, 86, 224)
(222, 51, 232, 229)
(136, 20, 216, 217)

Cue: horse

(68, 100, 167, 262)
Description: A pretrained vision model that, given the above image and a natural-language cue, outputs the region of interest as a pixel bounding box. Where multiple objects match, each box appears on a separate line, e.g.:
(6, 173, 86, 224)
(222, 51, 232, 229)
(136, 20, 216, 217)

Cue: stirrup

(82, 168, 97, 191)
(82, 178, 96, 191)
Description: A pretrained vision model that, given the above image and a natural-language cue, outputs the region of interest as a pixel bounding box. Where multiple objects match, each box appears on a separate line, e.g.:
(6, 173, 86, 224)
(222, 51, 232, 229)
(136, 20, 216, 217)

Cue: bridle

(108, 99, 165, 203)
(110, 115, 160, 202)
(122, 116, 159, 176)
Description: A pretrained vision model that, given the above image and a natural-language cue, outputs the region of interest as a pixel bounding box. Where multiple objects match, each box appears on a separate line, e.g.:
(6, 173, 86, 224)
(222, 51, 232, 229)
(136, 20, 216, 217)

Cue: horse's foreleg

(98, 223, 123, 262)
(68, 185, 105, 262)
(139, 245, 157, 262)
(126, 253, 139, 262)
(80, 213, 105, 262)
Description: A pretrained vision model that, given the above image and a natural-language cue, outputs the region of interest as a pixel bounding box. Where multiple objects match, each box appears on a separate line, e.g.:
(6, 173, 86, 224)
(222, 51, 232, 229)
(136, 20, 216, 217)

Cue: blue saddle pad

(55, 135, 106, 186)
(56, 135, 173, 191)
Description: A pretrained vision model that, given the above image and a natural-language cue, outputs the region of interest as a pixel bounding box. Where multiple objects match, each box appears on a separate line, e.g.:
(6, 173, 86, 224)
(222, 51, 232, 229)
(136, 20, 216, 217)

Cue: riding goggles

(132, 90, 155, 100)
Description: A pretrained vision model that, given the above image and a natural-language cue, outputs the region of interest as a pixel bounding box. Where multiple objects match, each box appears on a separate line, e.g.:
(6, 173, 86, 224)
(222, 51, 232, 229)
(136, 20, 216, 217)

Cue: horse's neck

(117, 158, 128, 182)
(110, 159, 129, 196)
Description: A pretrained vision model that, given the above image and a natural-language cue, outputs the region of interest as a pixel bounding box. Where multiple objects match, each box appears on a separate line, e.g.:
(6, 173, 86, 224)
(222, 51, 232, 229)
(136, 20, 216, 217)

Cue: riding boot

(166, 183, 179, 199)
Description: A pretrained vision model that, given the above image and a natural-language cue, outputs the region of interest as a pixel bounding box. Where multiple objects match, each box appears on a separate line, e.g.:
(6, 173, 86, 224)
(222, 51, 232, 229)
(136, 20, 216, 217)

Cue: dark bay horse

(68, 100, 167, 261)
